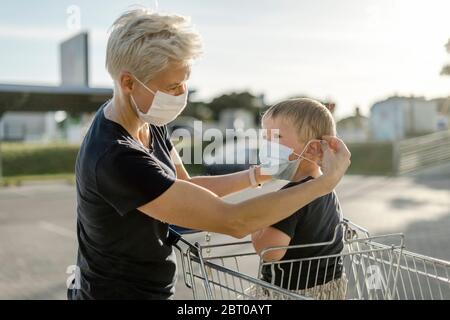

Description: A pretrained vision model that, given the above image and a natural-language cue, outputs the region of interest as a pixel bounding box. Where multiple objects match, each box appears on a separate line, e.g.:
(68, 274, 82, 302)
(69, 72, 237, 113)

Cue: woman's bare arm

(138, 138, 350, 238)
(170, 147, 271, 197)
(139, 175, 329, 238)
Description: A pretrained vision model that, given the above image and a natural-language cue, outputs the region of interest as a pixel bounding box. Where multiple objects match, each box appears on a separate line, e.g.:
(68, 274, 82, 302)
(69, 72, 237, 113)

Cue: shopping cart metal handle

(167, 227, 200, 257)
(342, 218, 370, 237)
(167, 227, 205, 294)
(169, 225, 202, 235)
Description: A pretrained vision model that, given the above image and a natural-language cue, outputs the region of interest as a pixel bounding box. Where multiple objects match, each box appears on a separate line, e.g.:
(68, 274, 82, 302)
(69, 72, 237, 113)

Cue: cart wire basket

(170, 229, 306, 300)
(170, 218, 450, 300)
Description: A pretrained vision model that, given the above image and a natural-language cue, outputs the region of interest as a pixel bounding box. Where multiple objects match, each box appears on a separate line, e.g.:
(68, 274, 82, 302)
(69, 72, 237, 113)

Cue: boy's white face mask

(130, 76, 188, 126)
(259, 139, 319, 181)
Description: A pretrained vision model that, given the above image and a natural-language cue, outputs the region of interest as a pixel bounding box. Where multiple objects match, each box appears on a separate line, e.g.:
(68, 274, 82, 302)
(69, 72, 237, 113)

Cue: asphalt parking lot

(1, 166, 449, 299)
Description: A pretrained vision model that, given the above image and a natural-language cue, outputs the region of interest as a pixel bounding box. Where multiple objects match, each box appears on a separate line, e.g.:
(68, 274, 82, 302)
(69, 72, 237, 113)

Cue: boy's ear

(304, 141, 323, 159)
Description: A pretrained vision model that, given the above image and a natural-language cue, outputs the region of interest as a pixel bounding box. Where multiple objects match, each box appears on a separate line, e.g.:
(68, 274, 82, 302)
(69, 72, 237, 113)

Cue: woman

(70, 8, 351, 300)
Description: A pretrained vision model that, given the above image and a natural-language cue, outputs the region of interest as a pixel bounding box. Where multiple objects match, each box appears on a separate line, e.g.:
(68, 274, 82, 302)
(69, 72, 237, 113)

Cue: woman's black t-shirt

(72, 102, 177, 300)
(261, 177, 344, 291)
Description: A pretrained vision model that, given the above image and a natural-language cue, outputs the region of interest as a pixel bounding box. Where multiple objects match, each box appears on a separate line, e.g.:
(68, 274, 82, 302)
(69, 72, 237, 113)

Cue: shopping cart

(169, 228, 306, 300)
(341, 220, 450, 300)
(170, 218, 450, 300)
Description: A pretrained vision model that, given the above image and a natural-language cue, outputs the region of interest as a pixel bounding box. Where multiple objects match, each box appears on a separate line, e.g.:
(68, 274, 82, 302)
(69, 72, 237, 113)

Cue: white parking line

(38, 221, 76, 240)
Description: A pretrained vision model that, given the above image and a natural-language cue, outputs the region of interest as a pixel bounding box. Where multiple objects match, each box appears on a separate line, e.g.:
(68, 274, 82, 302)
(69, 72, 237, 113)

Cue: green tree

(441, 38, 450, 76)
(181, 101, 214, 121)
(207, 92, 265, 121)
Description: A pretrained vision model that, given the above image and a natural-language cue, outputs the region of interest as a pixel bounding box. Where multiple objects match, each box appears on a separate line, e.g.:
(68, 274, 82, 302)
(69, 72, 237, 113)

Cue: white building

(0, 32, 111, 144)
(0, 112, 57, 142)
(370, 96, 439, 141)
(337, 107, 369, 143)
(432, 97, 450, 131)
(219, 109, 256, 132)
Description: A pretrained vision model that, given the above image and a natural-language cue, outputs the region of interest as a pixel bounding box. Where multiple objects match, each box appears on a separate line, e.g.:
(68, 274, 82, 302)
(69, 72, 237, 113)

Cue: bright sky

(0, 0, 449, 119)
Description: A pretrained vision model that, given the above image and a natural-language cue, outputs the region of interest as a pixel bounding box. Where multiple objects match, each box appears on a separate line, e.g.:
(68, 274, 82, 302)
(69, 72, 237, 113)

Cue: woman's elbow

(231, 218, 255, 239)
(223, 223, 249, 239)
(215, 204, 250, 239)
(231, 230, 249, 239)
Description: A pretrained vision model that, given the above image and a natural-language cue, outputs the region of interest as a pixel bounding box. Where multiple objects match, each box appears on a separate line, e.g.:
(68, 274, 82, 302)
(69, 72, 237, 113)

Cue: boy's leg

(297, 273, 348, 300)
(319, 273, 348, 300)
(243, 283, 272, 300)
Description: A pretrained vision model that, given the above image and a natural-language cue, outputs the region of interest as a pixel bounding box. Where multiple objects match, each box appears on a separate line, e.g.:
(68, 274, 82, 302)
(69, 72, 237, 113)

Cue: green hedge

(346, 142, 394, 176)
(1, 143, 79, 177)
(0, 141, 395, 178)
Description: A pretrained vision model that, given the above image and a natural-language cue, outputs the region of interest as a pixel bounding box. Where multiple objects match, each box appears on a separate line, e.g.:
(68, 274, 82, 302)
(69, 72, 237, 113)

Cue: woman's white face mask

(130, 76, 188, 126)
(259, 139, 319, 181)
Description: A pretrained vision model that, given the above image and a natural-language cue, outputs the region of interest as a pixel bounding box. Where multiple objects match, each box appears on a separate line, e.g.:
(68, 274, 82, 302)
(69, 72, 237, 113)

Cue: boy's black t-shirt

(261, 177, 344, 290)
(72, 102, 177, 300)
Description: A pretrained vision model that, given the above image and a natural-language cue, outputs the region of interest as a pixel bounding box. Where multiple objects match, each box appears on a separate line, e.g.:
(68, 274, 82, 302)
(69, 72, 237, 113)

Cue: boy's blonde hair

(262, 98, 336, 142)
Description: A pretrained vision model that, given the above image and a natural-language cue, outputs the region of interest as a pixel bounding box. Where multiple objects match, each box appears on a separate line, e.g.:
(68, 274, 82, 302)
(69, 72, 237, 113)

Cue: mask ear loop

(131, 75, 158, 115)
(130, 94, 141, 114)
(134, 76, 157, 95)
(292, 139, 322, 165)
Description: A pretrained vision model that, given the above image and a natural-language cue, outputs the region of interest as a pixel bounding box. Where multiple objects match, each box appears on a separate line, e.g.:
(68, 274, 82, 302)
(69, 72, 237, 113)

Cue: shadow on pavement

(397, 211, 450, 261)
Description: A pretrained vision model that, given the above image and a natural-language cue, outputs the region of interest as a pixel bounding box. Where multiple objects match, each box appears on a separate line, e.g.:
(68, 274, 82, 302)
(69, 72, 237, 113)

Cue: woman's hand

(317, 136, 351, 192)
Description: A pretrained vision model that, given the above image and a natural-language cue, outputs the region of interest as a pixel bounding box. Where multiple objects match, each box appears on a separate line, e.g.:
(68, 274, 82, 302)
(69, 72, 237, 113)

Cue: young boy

(252, 98, 348, 300)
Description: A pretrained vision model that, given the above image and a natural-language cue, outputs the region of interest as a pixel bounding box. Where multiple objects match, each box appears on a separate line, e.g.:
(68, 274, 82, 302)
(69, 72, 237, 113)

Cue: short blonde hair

(106, 8, 202, 82)
(262, 98, 336, 142)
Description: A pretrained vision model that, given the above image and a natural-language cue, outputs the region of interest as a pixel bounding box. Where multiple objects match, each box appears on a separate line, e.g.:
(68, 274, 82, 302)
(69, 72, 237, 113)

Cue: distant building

(370, 96, 439, 141)
(337, 107, 369, 143)
(219, 109, 256, 132)
(431, 97, 450, 131)
(0, 32, 112, 144)
(0, 112, 58, 142)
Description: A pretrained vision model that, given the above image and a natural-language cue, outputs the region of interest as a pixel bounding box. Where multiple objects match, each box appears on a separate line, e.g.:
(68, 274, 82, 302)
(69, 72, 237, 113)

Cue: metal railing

(394, 130, 450, 175)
